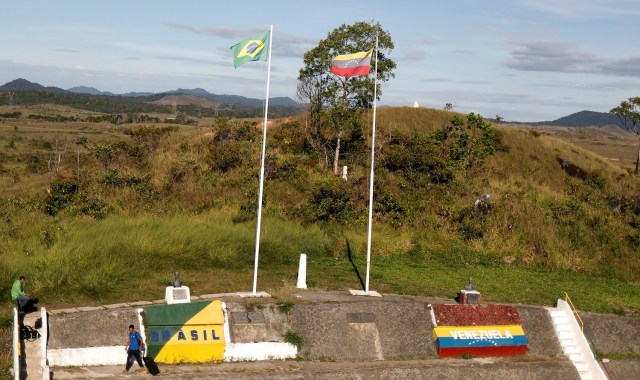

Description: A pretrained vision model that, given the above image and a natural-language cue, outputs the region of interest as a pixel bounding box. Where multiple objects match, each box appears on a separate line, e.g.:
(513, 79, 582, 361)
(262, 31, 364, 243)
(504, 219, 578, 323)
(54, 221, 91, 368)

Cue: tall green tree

(297, 21, 396, 172)
(611, 97, 640, 173)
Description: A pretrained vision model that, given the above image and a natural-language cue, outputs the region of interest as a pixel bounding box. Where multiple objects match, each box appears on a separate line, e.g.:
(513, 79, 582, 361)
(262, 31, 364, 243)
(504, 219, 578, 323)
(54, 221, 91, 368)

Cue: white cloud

(505, 40, 640, 77)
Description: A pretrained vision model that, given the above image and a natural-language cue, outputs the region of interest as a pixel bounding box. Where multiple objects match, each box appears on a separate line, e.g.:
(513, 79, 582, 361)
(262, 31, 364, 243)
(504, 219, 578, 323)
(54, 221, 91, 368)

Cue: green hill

(0, 105, 638, 316)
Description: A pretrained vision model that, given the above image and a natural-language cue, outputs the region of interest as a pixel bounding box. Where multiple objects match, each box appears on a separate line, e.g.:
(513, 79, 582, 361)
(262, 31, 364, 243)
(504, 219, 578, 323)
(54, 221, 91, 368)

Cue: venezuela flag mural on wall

(431, 304, 528, 357)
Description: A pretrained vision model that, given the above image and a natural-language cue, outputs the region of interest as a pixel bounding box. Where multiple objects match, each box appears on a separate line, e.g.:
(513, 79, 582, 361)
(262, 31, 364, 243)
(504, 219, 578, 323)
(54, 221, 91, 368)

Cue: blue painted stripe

(436, 335, 528, 348)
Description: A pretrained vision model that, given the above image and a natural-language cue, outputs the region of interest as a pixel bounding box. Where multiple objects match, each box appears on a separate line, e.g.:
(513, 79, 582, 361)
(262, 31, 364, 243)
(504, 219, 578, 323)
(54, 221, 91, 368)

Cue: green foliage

(297, 21, 396, 161)
(283, 331, 303, 348)
(433, 113, 499, 169)
(98, 169, 148, 187)
(79, 263, 125, 298)
(79, 197, 112, 219)
(276, 301, 294, 314)
(610, 96, 640, 133)
(302, 178, 356, 224)
(453, 206, 485, 241)
(271, 121, 312, 155)
(207, 140, 245, 172)
(382, 129, 453, 183)
(232, 188, 259, 224)
(3, 104, 640, 314)
(0, 111, 21, 118)
(298, 20, 396, 109)
(374, 192, 405, 227)
(124, 125, 178, 151)
(91, 143, 116, 170)
(45, 177, 79, 215)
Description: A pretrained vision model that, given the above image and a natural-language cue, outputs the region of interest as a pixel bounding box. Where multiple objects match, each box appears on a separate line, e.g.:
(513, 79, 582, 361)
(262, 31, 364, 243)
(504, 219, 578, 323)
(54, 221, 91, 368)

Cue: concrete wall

(289, 300, 436, 361)
(582, 311, 640, 380)
(44, 294, 640, 380)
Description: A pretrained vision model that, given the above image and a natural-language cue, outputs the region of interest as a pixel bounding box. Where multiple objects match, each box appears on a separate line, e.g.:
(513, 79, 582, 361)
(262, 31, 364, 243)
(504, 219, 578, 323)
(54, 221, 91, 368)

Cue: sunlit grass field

(1, 105, 639, 317)
(1, 208, 637, 315)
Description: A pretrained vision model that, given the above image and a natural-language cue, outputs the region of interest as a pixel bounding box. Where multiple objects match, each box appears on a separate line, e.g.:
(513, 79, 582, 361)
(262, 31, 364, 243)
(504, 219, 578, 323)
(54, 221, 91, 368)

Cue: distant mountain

(0, 78, 299, 107)
(67, 86, 114, 96)
(507, 110, 625, 128)
(163, 88, 298, 107)
(0, 78, 67, 93)
(120, 91, 155, 97)
(149, 94, 220, 108)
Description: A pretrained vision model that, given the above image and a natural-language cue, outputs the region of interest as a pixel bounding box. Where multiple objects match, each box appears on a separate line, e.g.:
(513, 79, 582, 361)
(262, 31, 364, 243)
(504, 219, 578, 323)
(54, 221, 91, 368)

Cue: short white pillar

(296, 253, 307, 289)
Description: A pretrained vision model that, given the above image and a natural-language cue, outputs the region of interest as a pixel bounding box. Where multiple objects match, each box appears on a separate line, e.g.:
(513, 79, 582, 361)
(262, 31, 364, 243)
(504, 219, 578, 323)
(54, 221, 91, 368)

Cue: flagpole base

(349, 289, 382, 297)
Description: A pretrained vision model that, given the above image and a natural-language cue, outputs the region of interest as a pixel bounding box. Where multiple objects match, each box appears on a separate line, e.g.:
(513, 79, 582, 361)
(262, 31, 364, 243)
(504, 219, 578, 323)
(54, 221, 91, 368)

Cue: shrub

(283, 331, 303, 348)
(303, 179, 355, 224)
(276, 301, 294, 314)
(45, 177, 79, 215)
(207, 141, 244, 172)
(80, 198, 112, 220)
(98, 169, 148, 187)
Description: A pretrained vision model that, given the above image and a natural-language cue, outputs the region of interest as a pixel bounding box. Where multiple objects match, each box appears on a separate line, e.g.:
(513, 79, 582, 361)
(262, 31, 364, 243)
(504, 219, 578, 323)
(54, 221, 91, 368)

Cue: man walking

(124, 324, 145, 373)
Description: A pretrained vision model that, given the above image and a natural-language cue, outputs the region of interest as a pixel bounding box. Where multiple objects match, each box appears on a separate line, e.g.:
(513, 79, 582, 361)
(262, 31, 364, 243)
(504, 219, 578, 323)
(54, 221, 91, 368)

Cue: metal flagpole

(252, 25, 273, 295)
(364, 36, 379, 294)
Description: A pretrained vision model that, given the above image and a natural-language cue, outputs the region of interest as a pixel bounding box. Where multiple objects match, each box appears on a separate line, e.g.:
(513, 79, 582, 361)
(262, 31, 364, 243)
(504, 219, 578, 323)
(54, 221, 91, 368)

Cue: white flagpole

(364, 36, 379, 294)
(252, 25, 273, 295)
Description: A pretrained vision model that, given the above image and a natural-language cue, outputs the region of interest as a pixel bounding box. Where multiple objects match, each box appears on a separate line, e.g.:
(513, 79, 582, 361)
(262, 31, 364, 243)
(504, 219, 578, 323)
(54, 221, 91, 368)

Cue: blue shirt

(129, 331, 142, 350)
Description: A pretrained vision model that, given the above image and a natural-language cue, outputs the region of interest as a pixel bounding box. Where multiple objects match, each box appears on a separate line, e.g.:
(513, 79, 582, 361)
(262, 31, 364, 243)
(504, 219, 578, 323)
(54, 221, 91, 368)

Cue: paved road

(51, 357, 580, 379)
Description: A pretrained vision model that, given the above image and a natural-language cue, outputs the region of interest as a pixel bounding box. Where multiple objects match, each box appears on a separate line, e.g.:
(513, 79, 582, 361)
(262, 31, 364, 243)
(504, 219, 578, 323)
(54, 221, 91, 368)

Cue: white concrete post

(297, 253, 307, 289)
(41, 307, 50, 380)
(12, 308, 18, 380)
(342, 166, 348, 180)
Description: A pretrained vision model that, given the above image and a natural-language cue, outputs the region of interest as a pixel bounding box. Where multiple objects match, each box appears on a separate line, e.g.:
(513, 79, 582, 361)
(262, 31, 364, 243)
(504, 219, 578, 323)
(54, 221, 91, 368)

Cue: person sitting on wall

(11, 276, 38, 313)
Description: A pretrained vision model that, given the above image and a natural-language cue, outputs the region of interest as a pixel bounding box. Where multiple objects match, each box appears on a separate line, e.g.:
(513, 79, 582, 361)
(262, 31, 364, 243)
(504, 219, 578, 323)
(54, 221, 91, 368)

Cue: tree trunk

(333, 132, 342, 175)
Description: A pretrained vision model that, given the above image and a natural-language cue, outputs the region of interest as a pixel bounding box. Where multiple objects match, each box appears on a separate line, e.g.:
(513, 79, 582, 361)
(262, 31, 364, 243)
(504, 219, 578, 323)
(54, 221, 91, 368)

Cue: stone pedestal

(165, 286, 190, 304)
(460, 290, 480, 305)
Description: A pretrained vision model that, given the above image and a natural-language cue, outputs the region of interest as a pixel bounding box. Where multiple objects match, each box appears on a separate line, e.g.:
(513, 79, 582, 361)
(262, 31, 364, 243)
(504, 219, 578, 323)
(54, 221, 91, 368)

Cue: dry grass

(1, 105, 640, 315)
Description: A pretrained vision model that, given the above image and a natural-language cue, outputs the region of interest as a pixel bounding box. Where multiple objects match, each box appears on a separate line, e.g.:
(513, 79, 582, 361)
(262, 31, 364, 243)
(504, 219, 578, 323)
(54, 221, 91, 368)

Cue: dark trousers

(16, 295, 30, 309)
(125, 349, 144, 370)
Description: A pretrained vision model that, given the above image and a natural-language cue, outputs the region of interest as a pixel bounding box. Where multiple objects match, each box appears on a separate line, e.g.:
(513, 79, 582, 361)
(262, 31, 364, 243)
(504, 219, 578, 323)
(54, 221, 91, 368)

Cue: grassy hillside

(0, 105, 639, 317)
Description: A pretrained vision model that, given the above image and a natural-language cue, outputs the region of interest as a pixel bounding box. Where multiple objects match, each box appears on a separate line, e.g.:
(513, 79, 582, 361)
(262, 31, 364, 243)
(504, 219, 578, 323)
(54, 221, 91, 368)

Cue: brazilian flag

(143, 301, 226, 363)
(230, 30, 270, 68)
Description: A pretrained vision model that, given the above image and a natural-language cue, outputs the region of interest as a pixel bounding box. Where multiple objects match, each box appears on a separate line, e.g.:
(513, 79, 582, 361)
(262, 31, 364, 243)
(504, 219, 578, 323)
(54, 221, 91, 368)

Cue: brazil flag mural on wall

(142, 300, 225, 363)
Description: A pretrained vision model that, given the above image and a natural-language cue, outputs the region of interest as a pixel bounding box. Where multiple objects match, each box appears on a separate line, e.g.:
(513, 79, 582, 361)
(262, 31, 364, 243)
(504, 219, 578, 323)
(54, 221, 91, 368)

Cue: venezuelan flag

(330, 49, 373, 77)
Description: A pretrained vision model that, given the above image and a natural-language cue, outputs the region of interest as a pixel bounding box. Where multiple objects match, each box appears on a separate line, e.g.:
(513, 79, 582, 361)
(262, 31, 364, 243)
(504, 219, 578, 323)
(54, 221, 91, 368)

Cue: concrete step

(557, 331, 573, 340)
(569, 352, 583, 361)
(555, 323, 570, 332)
(560, 338, 576, 347)
(549, 310, 567, 318)
(563, 345, 579, 354)
(579, 370, 593, 379)
(553, 316, 569, 325)
(574, 361, 588, 371)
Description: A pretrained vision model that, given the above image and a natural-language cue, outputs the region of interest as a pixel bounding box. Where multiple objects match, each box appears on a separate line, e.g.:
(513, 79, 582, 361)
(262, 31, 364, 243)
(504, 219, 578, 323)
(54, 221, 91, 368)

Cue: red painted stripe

(437, 345, 527, 357)
(330, 65, 371, 77)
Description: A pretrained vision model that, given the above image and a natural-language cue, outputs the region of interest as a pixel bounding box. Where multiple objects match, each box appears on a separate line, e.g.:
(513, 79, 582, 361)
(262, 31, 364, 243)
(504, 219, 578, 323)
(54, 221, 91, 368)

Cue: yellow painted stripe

(156, 300, 225, 363)
(433, 325, 525, 339)
(334, 49, 373, 61)
(187, 300, 224, 325)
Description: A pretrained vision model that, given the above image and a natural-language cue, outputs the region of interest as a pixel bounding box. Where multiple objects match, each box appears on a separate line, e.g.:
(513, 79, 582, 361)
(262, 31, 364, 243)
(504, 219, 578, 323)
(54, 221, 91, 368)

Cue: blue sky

(1, 0, 639, 121)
